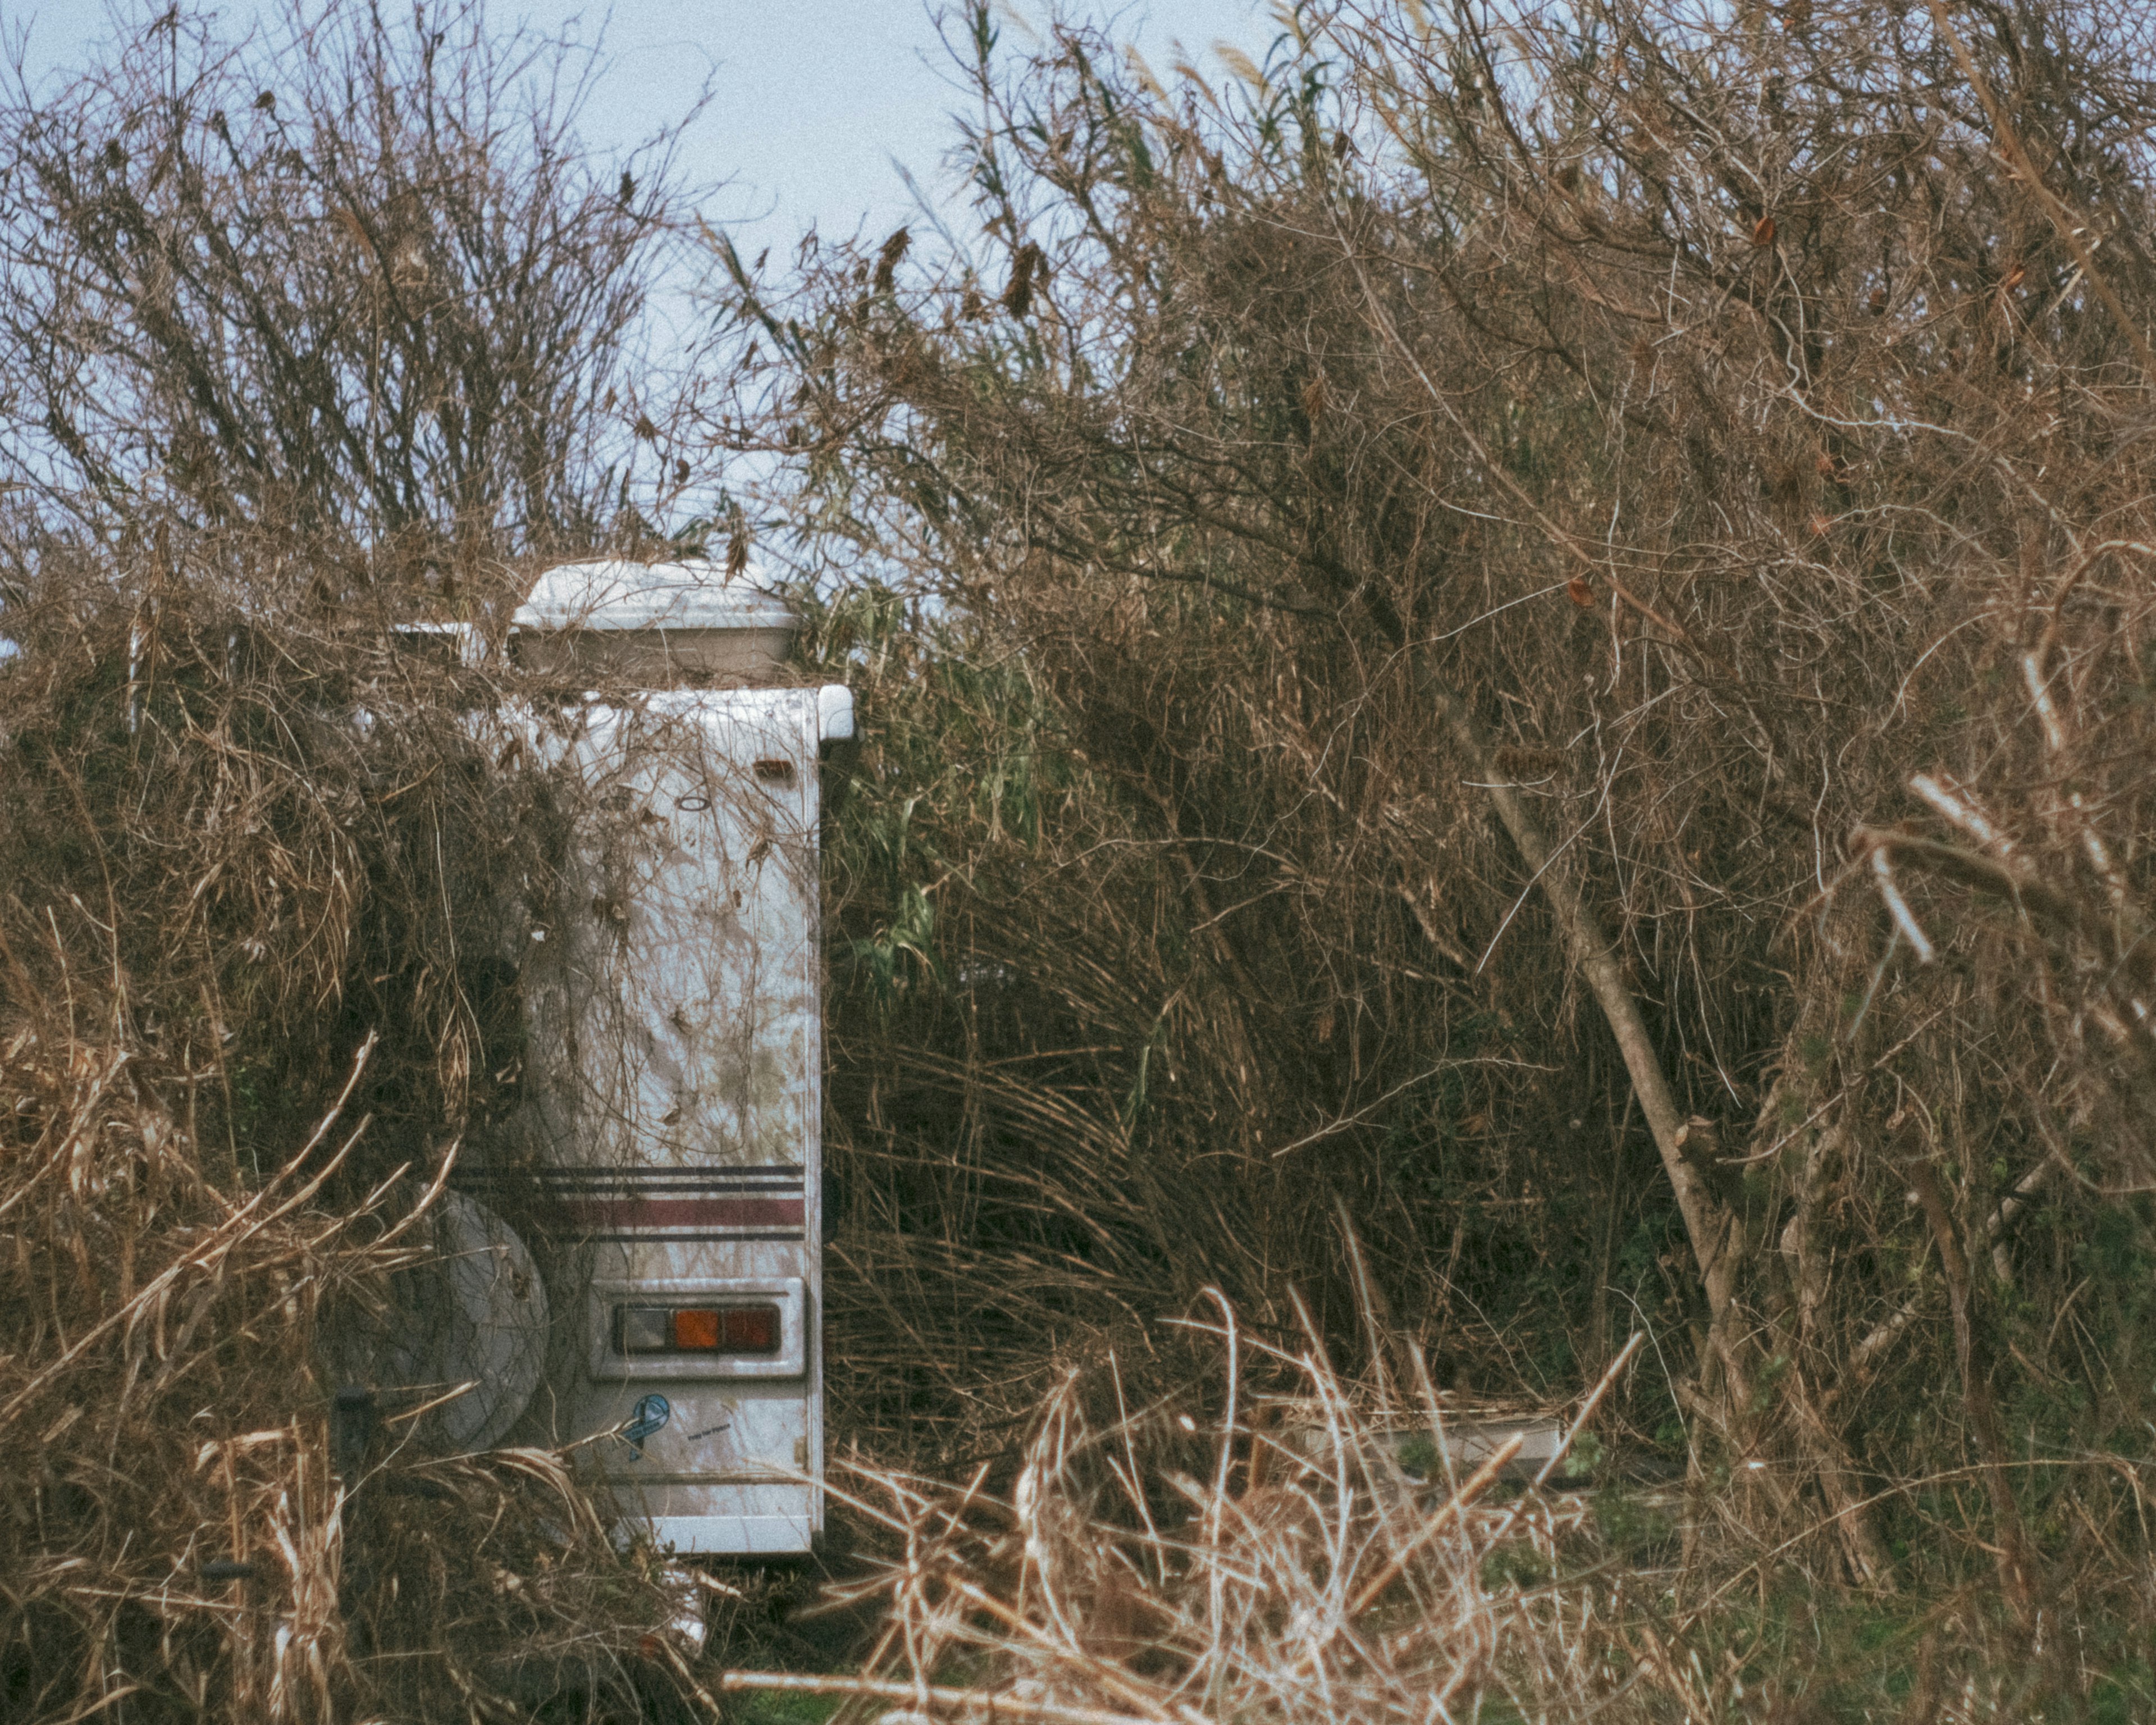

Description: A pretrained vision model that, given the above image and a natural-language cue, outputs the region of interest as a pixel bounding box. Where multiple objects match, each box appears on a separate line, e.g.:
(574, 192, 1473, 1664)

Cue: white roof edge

(511, 559, 798, 634)
(599, 687, 838, 719)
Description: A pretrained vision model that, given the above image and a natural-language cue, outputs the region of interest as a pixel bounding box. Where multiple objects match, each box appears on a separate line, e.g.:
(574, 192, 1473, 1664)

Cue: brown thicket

(0, 3, 722, 1718)
(17, 0, 2156, 1714)
(0, 567, 729, 1721)
(727, 0, 2156, 1689)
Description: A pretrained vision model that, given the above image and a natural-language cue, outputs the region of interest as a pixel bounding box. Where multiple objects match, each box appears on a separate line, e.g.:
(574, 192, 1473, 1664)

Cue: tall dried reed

(733, 1317, 1635, 1725)
(0, 565, 706, 1721)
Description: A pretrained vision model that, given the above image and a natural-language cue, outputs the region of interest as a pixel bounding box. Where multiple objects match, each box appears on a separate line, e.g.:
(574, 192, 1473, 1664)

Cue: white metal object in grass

(449, 559, 846, 1558)
(1259, 1395, 1567, 1481)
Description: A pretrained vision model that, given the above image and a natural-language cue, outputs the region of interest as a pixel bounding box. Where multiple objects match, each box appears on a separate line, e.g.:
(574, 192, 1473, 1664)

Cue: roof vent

(510, 560, 799, 684)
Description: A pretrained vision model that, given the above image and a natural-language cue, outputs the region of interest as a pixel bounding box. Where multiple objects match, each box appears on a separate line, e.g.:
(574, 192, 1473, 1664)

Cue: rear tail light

(615, 1303, 782, 1356)
(672, 1308, 721, 1350)
(719, 1304, 778, 1352)
(615, 1306, 672, 1354)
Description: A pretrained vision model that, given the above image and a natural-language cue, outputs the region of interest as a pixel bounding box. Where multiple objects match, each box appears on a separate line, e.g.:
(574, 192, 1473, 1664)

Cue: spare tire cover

(425, 1191, 550, 1450)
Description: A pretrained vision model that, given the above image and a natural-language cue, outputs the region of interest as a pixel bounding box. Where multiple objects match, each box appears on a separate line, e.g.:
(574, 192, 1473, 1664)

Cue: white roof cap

(511, 559, 796, 635)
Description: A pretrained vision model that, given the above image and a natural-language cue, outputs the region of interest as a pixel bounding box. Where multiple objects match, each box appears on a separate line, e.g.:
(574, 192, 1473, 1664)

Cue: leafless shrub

(0, 539, 724, 1718)
(745, 0, 2156, 1646)
(0, 0, 708, 598)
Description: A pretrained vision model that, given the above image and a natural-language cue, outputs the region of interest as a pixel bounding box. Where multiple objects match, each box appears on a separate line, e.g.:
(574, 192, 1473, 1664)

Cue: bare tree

(0, 0, 705, 597)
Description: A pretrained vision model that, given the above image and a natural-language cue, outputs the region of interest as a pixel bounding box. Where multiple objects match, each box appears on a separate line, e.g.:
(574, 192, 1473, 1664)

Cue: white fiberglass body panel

(470, 686, 837, 1554)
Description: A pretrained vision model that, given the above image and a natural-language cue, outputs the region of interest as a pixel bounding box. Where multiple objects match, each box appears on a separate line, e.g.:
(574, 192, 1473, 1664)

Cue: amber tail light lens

(672, 1308, 721, 1350)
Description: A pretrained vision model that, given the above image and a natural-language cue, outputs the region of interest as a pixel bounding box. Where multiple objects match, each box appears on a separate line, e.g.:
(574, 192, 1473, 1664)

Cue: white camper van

(415, 561, 848, 1559)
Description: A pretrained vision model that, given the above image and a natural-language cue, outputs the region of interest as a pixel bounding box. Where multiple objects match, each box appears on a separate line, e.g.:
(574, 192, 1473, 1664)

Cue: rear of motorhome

(386, 562, 847, 1558)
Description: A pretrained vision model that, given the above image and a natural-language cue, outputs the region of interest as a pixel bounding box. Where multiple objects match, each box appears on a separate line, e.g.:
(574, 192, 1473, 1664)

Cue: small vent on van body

(752, 758, 796, 786)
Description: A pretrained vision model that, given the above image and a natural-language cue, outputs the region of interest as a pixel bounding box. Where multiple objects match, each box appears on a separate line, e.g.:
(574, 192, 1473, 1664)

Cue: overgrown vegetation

(0, 3, 718, 1717)
(738, 0, 2156, 1709)
(12, 0, 2156, 1716)
(0, 568, 732, 1719)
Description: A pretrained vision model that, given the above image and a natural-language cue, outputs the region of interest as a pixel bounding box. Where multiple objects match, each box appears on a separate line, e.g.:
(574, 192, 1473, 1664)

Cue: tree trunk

(1414, 656, 1735, 1317)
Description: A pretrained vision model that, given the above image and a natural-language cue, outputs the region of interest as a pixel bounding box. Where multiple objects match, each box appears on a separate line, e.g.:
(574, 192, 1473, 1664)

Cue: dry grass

(0, 1011, 712, 1721)
(728, 1313, 2146, 1724)
(0, 569, 713, 1721)
(736, 1322, 1624, 1725)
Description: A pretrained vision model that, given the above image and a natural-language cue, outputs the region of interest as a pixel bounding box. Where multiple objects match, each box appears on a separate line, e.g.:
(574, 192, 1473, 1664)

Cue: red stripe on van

(565, 1197, 805, 1231)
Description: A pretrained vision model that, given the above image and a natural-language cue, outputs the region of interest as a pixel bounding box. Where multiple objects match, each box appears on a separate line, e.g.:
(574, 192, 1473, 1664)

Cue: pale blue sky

(12, 1, 1272, 261)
